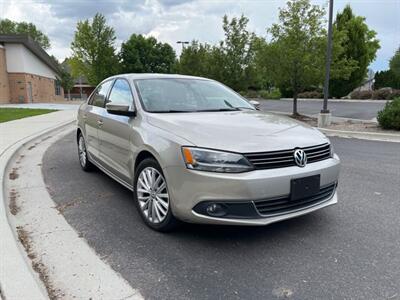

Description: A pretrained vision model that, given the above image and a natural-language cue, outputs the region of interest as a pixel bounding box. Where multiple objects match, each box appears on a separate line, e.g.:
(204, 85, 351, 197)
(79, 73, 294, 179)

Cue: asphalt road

(43, 133, 400, 299)
(259, 99, 386, 120)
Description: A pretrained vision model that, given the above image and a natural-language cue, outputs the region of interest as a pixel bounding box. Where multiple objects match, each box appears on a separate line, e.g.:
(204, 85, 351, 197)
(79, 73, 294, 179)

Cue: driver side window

(89, 80, 113, 107)
(108, 79, 134, 107)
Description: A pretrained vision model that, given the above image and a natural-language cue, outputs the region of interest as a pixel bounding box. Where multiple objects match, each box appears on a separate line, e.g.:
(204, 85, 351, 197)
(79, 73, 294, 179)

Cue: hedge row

(350, 88, 400, 100)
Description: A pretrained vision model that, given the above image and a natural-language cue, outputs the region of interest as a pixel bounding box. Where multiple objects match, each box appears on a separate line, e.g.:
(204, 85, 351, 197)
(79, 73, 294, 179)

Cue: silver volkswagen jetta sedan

(77, 74, 340, 231)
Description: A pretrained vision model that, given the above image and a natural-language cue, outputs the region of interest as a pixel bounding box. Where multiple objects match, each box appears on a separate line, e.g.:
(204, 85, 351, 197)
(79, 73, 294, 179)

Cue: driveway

(42, 133, 400, 299)
(259, 99, 386, 120)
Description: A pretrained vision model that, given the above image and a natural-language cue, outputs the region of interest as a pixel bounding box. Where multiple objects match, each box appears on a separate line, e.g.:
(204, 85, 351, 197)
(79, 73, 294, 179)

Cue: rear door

(98, 78, 136, 184)
(83, 80, 113, 163)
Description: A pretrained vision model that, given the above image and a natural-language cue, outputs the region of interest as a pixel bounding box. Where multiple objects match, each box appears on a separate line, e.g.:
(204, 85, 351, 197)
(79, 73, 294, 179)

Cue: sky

(0, 0, 399, 71)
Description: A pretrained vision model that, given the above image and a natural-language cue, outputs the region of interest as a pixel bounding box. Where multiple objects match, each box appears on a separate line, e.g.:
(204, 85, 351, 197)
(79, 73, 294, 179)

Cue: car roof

(106, 73, 212, 81)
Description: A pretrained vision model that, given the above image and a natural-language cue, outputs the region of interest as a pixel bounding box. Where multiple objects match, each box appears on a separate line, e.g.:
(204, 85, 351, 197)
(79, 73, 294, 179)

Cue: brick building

(0, 35, 64, 104)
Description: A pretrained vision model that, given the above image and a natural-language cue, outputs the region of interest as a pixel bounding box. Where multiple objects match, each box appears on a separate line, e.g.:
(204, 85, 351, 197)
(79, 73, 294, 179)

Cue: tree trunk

(68, 90, 71, 101)
(292, 89, 298, 116)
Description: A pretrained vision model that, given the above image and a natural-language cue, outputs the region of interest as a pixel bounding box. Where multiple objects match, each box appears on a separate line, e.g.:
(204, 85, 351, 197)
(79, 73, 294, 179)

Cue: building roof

(0, 34, 60, 75)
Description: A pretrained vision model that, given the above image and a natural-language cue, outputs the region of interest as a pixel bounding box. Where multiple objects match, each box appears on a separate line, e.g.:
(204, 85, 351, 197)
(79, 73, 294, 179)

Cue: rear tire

(134, 158, 179, 232)
(77, 132, 94, 172)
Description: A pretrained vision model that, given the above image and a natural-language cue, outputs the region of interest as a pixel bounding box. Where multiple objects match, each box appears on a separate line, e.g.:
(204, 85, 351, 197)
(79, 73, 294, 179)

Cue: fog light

(206, 203, 227, 217)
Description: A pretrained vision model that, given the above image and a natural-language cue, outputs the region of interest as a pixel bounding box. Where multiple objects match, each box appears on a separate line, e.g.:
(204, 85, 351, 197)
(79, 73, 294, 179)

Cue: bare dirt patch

(9, 189, 20, 215)
(9, 167, 19, 180)
(55, 198, 83, 214)
(16, 226, 62, 300)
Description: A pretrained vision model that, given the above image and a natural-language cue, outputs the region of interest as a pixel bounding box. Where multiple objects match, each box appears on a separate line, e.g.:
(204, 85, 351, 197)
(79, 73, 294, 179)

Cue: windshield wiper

(195, 108, 240, 112)
(149, 110, 196, 113)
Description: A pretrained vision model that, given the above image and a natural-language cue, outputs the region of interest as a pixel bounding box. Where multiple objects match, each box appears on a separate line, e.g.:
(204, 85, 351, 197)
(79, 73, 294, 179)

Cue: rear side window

(89, 80, 113, 107)
(108, 79, 134, 106)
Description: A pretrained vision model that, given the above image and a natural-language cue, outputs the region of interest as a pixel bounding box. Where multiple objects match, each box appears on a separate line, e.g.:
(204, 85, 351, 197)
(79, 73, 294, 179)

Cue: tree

(120, 34, 176, 74)
(0, 18, 50, 49)
(58, 60, 75, 100)
(374, 70, 400, 90)
(329, 5, 380, 97)
(70, 13, 118, 85)
(219, 15, 257, 91)
(177, 15, 257, 91)
(177, 41, 213, 77)
(389, 47, 400, 78)
(262, 0, 327, 115)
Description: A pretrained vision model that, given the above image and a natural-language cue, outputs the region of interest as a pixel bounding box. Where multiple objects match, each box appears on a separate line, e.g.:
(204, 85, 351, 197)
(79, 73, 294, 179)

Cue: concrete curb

(0, 118, 74, 300)
(267, 111, 399, 143)
(271, 98, 389, 104)
(5, 126, 142, 299)
(268, 110, 377, 124)
(318, 128, 400, 143)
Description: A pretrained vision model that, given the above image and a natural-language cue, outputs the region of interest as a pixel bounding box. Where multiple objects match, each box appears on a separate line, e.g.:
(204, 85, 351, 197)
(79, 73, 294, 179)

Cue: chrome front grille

(244, 143, 331, 170)
(254, 183, 336, 216)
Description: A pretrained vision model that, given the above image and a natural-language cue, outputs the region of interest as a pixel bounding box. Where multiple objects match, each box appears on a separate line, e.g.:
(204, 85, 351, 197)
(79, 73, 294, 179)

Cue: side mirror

(249, 100, 260, 110)
(106, 103, 135, 116)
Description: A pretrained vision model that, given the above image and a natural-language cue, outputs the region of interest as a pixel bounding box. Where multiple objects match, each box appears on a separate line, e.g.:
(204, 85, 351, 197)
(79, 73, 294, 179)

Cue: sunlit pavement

(259, 99, 386, 120)
(42, 132, 400, 299)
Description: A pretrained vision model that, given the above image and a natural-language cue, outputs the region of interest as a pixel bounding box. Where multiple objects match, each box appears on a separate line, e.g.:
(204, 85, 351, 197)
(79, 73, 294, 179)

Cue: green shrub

(372, 88, 392, 100)
(298, 90, 323, 99)
(350, 90, 372, 99)
(389, 89, 400, 100)
(259, 89, 281, 100)
(377, 97, 400, 130)
(240, 90, 259, 98)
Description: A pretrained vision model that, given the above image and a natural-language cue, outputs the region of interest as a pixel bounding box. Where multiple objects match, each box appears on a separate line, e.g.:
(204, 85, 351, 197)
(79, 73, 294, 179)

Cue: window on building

(54, 80, 62, 96)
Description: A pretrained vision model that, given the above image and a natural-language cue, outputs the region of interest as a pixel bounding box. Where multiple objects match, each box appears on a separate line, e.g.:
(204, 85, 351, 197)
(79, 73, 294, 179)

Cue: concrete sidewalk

(0, 102, 81, 111)
(0, 110, 76, 299)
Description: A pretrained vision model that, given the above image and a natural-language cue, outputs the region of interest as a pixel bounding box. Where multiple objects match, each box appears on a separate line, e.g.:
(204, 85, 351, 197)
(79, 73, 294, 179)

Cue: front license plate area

(291, 175, 320, 201)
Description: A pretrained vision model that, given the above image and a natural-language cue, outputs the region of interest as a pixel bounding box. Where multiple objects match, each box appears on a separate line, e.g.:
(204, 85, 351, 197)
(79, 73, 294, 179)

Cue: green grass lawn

(0, 108, 57, 123)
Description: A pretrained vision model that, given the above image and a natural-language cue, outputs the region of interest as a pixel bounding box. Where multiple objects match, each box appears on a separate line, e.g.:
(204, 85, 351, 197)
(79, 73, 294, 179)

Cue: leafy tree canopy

(329, 5, 380, 97)
(70, 13, 119, 85)
(120, 34, 176, 74)
(389, 47, 400, 78)
(177, 15, 257, 91)
(0, 18, 51, 49)
(260, 0, 329, 114)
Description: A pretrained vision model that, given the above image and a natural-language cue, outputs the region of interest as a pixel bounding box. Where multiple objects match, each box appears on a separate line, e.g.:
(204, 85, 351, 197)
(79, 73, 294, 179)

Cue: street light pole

(177, 41, 189, 51)
(319, 0, 334, 126)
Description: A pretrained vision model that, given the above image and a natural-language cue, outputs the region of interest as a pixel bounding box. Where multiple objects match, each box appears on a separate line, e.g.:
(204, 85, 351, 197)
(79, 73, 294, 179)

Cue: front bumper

(164, 154, 340, 225)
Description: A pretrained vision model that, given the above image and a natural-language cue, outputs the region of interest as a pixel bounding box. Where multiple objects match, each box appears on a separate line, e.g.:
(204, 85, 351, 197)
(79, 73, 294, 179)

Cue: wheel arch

(134, 150, 158, 171)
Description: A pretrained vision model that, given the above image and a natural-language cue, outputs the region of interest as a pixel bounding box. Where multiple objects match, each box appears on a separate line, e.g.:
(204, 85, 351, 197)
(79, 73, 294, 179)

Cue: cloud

(1, 0, 398, 71)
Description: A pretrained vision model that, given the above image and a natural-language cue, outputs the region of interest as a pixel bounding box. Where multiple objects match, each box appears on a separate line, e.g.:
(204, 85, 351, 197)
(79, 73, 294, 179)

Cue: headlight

(181, 147, 253, 173)
(329, 144, 335, 157)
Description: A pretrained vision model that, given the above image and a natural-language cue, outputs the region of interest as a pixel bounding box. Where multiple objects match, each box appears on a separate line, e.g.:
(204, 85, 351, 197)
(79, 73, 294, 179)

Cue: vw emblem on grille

(294, 149, 307, 167)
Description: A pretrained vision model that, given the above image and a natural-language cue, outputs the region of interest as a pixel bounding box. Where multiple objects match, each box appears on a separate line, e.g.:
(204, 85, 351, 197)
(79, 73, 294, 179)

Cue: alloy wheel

(136, 167, 170, 224)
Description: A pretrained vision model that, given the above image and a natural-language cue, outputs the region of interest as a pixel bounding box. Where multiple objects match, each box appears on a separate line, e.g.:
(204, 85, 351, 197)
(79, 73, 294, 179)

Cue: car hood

(146, 110, 329, 153)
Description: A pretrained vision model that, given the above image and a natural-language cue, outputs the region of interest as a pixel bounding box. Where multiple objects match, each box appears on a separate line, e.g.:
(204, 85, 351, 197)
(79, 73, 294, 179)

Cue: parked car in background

(76, 74, 340, 231)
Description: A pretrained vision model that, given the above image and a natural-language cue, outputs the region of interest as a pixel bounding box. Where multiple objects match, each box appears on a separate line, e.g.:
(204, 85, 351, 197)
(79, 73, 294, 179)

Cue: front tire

(134, 158, 178, 232)
(77, 132, 94, 172)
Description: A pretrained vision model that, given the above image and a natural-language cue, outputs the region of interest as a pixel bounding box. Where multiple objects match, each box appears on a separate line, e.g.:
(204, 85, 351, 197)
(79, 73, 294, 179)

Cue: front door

(84, 80, 113, 163)
(98, 78, 136, 184)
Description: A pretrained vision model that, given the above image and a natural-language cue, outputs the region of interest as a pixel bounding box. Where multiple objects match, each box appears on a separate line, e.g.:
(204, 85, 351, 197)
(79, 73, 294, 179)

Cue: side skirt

(88, 152, 134, 191)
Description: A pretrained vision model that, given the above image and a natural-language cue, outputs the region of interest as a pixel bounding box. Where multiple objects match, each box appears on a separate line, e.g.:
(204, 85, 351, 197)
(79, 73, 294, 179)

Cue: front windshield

(135, 78, 254, 113)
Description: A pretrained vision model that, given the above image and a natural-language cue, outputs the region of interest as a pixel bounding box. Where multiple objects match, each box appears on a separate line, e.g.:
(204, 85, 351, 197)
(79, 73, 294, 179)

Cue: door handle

(97, 119, 104, 127)
(83, 114, 87, 120)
